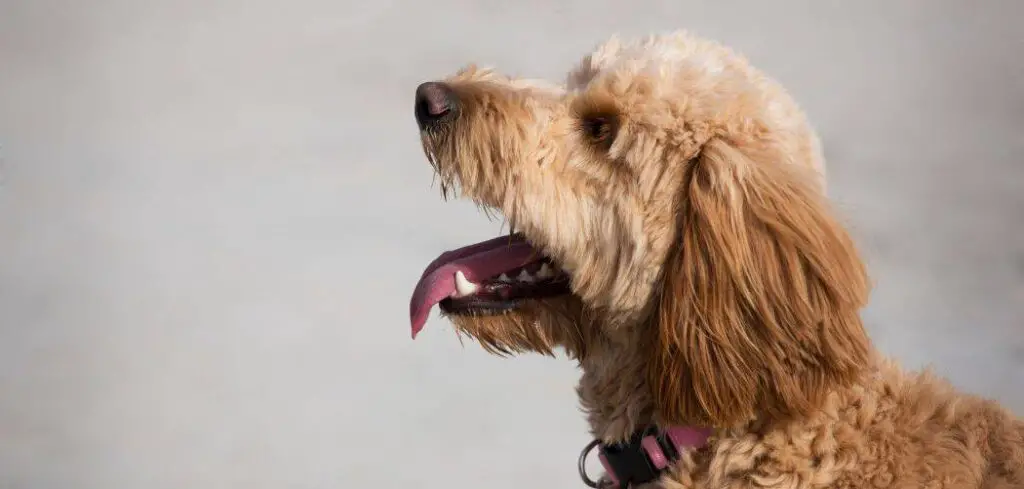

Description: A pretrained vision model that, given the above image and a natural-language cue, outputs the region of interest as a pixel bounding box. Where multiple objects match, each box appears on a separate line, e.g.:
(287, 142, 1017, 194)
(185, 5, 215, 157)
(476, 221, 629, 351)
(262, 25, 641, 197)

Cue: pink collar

(578, 426, 712, 488)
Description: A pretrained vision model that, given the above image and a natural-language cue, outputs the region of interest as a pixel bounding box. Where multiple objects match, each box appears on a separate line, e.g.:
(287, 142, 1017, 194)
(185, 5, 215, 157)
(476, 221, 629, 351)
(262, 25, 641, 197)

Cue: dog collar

(578, 426, 712, 488)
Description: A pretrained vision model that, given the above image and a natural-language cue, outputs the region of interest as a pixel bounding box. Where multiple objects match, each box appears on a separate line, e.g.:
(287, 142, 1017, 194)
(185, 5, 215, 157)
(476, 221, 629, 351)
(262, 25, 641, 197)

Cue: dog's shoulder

(662, 360, 1022, 489)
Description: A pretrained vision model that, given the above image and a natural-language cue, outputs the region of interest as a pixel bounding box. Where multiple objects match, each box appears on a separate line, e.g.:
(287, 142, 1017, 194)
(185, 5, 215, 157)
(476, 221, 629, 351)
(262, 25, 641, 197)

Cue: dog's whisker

(452, 326, 468, 348)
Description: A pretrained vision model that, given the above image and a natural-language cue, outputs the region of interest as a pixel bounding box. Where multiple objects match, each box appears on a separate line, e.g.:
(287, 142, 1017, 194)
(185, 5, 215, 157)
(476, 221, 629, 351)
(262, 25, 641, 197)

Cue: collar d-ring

(578, 438, 604, 488)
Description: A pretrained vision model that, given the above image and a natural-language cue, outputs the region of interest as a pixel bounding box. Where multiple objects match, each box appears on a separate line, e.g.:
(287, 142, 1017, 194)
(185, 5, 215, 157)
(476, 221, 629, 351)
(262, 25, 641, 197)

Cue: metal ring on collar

(578, 438, 603, 488)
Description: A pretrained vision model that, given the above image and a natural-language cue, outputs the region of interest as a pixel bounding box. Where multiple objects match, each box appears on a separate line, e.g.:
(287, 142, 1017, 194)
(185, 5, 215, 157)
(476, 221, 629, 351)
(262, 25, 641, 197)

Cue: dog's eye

(582, 117, 612, 142)
(572, 95, 621, 149)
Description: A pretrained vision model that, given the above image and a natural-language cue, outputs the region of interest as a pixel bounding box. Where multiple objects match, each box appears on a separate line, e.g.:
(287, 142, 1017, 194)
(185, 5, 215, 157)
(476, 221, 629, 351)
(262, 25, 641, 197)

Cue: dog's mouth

(409, 233, 572, 337)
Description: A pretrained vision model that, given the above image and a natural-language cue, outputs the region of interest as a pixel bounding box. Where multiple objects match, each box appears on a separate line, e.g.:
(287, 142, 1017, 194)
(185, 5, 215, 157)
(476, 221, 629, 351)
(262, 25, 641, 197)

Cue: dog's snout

(415, 81, 458, 128)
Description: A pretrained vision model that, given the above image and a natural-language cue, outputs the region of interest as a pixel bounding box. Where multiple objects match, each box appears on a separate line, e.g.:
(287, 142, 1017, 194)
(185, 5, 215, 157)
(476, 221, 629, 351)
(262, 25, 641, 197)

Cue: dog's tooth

(537, 263, 553, 279)
(453, 271, 479, 297)
(517, 269, 534, 283)
(498, 273, 512, 283)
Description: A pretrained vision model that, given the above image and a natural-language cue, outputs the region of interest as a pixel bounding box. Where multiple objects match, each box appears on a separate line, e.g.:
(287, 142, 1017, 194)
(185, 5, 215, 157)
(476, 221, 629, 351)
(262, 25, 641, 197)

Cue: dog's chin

(443, 294, 588, 357)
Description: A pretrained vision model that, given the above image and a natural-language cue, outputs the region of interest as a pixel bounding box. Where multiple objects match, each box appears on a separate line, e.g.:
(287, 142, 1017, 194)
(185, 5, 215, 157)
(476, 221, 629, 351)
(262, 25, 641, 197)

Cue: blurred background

(0, 1, 1021, 488)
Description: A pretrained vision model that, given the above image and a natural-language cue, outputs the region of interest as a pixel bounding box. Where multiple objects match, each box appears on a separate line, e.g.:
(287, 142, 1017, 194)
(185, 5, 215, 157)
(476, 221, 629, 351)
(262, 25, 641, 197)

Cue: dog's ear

(649, 138, 872, 427)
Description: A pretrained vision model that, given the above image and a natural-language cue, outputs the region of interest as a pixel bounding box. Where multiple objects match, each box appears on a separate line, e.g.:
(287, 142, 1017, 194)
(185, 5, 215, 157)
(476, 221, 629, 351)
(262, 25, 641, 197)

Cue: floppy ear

(649, 138, 872, 427)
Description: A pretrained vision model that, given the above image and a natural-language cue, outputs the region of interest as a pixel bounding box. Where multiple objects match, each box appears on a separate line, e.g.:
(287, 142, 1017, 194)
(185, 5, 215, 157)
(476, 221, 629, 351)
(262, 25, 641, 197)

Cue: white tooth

(498, 273, 512, 282)
(453, 271, 479, 297)
(517, 269, 534, 283)
(537, 263, 553, 279)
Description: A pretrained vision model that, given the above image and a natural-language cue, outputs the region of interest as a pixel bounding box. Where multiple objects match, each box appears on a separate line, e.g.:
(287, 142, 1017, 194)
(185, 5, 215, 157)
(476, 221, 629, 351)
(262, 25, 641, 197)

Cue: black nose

(415, 81, 458, 128)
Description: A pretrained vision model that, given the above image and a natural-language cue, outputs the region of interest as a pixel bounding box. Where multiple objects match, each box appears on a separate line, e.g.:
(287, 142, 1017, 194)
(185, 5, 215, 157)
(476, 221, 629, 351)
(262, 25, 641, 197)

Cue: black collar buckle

(578, 427, 681, 488)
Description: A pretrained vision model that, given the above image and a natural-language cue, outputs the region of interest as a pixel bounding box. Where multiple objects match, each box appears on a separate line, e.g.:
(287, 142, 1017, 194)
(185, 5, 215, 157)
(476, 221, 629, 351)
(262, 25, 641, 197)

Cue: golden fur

(417, 31, 1023, 488)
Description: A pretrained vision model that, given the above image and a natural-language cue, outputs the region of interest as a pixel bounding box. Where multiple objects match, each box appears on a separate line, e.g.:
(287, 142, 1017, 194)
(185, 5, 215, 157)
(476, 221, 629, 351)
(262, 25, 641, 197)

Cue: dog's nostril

(415, 81, 458, 127)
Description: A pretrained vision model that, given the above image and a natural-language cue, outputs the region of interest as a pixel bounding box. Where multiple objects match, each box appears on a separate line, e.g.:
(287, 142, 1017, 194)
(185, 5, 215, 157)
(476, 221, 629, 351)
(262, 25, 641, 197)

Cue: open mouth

(409, 233, 572, 337)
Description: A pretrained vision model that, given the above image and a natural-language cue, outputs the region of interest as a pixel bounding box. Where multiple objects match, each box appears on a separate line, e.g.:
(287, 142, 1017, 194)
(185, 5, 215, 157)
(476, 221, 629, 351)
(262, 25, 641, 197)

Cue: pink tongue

(410, 235, 539, 338)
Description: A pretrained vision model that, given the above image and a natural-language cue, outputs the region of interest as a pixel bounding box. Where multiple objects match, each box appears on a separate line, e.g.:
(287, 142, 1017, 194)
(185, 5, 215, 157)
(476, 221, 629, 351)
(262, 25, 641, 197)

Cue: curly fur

(417, 30, 1023, 488)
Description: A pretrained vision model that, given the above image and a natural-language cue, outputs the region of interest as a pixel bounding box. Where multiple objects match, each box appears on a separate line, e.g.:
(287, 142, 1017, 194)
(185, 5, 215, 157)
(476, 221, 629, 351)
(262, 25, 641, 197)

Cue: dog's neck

(577, 336, 659, 443)
(576, 332, 874, 444)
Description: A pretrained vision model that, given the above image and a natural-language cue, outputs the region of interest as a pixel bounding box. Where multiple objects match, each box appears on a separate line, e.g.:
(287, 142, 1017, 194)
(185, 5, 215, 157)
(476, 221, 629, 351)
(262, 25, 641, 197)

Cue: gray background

(0, 1, 1021, 488)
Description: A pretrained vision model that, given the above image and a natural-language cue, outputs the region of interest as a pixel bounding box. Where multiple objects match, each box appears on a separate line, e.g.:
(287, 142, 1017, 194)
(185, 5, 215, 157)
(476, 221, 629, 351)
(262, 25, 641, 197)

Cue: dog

(408, 31, 1023, 489)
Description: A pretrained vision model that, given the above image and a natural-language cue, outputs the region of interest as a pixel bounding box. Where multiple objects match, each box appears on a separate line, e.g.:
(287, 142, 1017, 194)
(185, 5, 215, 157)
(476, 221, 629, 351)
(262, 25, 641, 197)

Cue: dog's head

(410, 32, 872, 427)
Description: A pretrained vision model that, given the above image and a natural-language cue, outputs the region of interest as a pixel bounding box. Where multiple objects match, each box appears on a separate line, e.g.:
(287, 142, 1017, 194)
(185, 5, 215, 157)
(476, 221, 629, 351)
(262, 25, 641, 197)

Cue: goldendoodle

(408, 31, 1022, 489)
